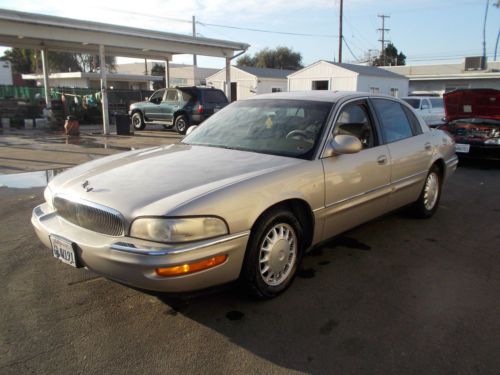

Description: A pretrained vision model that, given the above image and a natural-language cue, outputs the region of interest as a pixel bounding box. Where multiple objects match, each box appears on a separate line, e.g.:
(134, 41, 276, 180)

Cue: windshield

(402, 98, 421, 109)
(182, 99, 333, 159)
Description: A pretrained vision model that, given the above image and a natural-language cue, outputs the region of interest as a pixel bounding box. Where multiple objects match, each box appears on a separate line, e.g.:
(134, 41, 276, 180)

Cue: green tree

(236, 46, 303, 70)
(1, 48, 116, 75)
(236, 54, 256, 67)
(151, 63, 166, 90)
(371, 43, 406, 66)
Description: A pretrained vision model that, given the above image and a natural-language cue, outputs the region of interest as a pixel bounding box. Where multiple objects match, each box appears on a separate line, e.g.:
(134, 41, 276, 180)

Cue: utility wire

(342, 36, 360, 61)
(197, 21, 338, 38)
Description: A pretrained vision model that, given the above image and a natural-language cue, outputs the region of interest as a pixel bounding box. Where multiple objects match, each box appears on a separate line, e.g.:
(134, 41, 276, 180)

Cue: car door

(162, 89, 180, 124)
(321, 99, 392, 238)
(144, 89, 165, 120)
(370, 98, 432, 211)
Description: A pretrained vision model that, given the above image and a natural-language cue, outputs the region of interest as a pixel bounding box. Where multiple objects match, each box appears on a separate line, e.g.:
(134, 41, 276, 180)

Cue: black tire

(412, 165, 442, 218)
(241, 208, 303, 299)
(174, 115, 189, 135)
(131, 112, 145, 130)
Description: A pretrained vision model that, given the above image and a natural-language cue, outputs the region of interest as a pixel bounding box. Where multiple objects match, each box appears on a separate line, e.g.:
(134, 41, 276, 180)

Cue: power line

(197, 21, 338, 38)
(342, 36, 360, 61)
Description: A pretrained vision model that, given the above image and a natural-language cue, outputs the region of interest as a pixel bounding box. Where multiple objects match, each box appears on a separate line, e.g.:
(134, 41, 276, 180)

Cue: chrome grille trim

(54, 194, 125, 236)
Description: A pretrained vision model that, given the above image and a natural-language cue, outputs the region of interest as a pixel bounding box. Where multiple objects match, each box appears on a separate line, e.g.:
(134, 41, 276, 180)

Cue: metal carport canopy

(0, 8, 249, 133)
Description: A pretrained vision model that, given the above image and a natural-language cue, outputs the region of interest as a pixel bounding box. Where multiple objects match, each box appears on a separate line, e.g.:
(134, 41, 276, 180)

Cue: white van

(402, 97, 445, 127)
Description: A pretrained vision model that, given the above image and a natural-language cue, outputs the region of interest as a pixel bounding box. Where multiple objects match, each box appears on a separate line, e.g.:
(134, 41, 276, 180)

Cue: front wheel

(241, 208, 303, 298)
(412, 165, 442, 218)
(131, 112, 145, 130)
(174, 115, 189, 135)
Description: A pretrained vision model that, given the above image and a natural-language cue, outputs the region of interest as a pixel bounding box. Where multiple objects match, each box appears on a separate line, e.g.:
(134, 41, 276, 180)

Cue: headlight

(44, 186, 54, 210)
(130, 217, 228, 243)
(485, 138, 500, 145)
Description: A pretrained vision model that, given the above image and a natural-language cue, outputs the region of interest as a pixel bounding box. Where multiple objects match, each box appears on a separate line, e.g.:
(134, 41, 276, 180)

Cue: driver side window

(333, 101, 377, 149)
(149, 89, 165, 104)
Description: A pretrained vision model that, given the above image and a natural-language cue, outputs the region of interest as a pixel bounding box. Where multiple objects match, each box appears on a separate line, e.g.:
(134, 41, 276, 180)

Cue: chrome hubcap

(259, 223, 297, 286)
(424, 172, 439, 210)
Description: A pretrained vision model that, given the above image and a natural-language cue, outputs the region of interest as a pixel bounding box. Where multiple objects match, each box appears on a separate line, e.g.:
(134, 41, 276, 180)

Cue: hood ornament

(82, 180, 93, 192)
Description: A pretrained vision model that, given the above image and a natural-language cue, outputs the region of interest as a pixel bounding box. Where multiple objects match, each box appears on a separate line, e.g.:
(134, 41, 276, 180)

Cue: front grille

(54, 196, 125, 236)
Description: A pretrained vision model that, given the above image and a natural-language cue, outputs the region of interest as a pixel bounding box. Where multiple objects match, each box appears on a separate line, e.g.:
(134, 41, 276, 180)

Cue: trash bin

(115, 114, 131, 135)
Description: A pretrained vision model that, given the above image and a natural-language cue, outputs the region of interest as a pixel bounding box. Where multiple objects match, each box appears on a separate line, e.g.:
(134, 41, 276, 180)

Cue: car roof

(245, 91, 395, 103)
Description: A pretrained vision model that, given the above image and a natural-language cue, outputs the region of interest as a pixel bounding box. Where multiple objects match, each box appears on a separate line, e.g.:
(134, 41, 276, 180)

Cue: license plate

(50, 235, 79, 268)
(455, 143, 470, 153)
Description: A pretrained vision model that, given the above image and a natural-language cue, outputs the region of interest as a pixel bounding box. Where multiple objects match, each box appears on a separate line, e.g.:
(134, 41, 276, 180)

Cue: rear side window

(203, 90, 228, 104)
(179, 89, 198, 102)
(430, 98, 444, 108)
(402, 106, 423, 135)
(372, 99, 414, 143)
(165, 90, 178, 101)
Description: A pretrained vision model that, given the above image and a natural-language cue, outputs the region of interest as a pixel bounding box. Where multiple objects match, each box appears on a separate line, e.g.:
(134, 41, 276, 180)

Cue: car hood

(48, 144, 304, 218)
(443, 89, 500, 122)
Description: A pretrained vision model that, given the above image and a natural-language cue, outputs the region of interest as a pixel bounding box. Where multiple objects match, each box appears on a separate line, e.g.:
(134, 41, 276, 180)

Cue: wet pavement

(0, 131, 499, 374)
(0, 127, 182, 173)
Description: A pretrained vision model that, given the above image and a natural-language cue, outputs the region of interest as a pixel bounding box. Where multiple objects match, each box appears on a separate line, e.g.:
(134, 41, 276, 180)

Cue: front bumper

(31, 203, 250, 292)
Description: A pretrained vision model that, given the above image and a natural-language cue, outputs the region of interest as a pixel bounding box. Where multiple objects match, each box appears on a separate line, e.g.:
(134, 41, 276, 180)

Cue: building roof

(323, 61, 406, 79)
(236, 66, 296, 79)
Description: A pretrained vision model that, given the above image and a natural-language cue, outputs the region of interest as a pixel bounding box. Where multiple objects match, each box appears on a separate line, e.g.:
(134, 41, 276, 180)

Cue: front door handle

(425, 142, 432, 150)
(377, 155, 387, 165)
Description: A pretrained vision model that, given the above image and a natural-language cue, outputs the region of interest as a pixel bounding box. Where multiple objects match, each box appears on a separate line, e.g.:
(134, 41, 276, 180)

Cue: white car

(402, 97, 445, 127)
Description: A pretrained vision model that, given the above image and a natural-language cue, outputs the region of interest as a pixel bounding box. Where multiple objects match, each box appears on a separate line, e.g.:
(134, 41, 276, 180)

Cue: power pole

(338, 0, 343, 63)
(482, 0, 489, 69)
(378, 14, 390, 65)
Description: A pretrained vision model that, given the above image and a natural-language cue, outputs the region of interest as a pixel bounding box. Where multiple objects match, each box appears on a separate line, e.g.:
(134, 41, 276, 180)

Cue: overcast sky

(0, 0, 498, 68)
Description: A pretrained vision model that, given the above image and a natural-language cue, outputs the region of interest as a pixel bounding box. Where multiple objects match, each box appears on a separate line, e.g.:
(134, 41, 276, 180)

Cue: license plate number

(455, 143, 470, 153)
(50, 236, 78, 267)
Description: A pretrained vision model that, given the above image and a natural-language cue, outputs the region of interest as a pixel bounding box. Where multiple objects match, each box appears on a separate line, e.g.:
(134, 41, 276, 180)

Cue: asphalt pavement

(0, 131, 499, 374)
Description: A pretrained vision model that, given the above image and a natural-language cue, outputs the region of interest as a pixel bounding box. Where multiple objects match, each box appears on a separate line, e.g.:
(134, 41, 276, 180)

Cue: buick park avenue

(32, 92, 458, 298)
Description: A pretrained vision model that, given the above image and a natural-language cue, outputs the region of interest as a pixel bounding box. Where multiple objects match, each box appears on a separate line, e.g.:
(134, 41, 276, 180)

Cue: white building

(288, 60, 408, 97)
(0, 60, 13, 85)
(116, 62, 219, 87)
(382, 60, 500, 96)
(206, 66, 294, 101)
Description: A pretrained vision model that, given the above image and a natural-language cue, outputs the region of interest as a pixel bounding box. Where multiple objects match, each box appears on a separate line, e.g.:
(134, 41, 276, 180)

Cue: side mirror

(186, 125, 198, 136)
(323, 135, 362, 157)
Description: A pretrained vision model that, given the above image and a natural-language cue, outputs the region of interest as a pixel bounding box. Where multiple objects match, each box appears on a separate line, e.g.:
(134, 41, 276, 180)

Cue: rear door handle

(377, 155, 387, 165)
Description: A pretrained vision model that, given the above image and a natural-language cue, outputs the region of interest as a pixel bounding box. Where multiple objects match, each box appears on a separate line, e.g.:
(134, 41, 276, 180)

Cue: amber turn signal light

(155, 255, 228, 277)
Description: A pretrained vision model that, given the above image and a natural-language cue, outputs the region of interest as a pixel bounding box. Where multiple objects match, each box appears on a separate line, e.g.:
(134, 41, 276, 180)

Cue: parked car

(129, 86, 229, 134)
(402, 96, 445, 127)
(32, 92, 457, 298)
(439, 89, 500, 160)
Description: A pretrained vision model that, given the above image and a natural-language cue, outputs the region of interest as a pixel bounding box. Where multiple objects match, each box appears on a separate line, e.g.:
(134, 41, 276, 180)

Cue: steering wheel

(286, 130, 310, 141)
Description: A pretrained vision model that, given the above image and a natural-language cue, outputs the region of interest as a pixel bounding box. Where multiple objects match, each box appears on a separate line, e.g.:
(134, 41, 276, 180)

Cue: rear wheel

(174, 115, 189, 135)
(241, 208, 303, 299)
(413, 165, 442, 218)
(131, 112, 145, 130)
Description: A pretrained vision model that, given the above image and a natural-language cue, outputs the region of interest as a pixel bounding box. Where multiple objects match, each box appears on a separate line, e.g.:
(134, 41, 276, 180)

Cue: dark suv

(129, 86, 229, 134)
